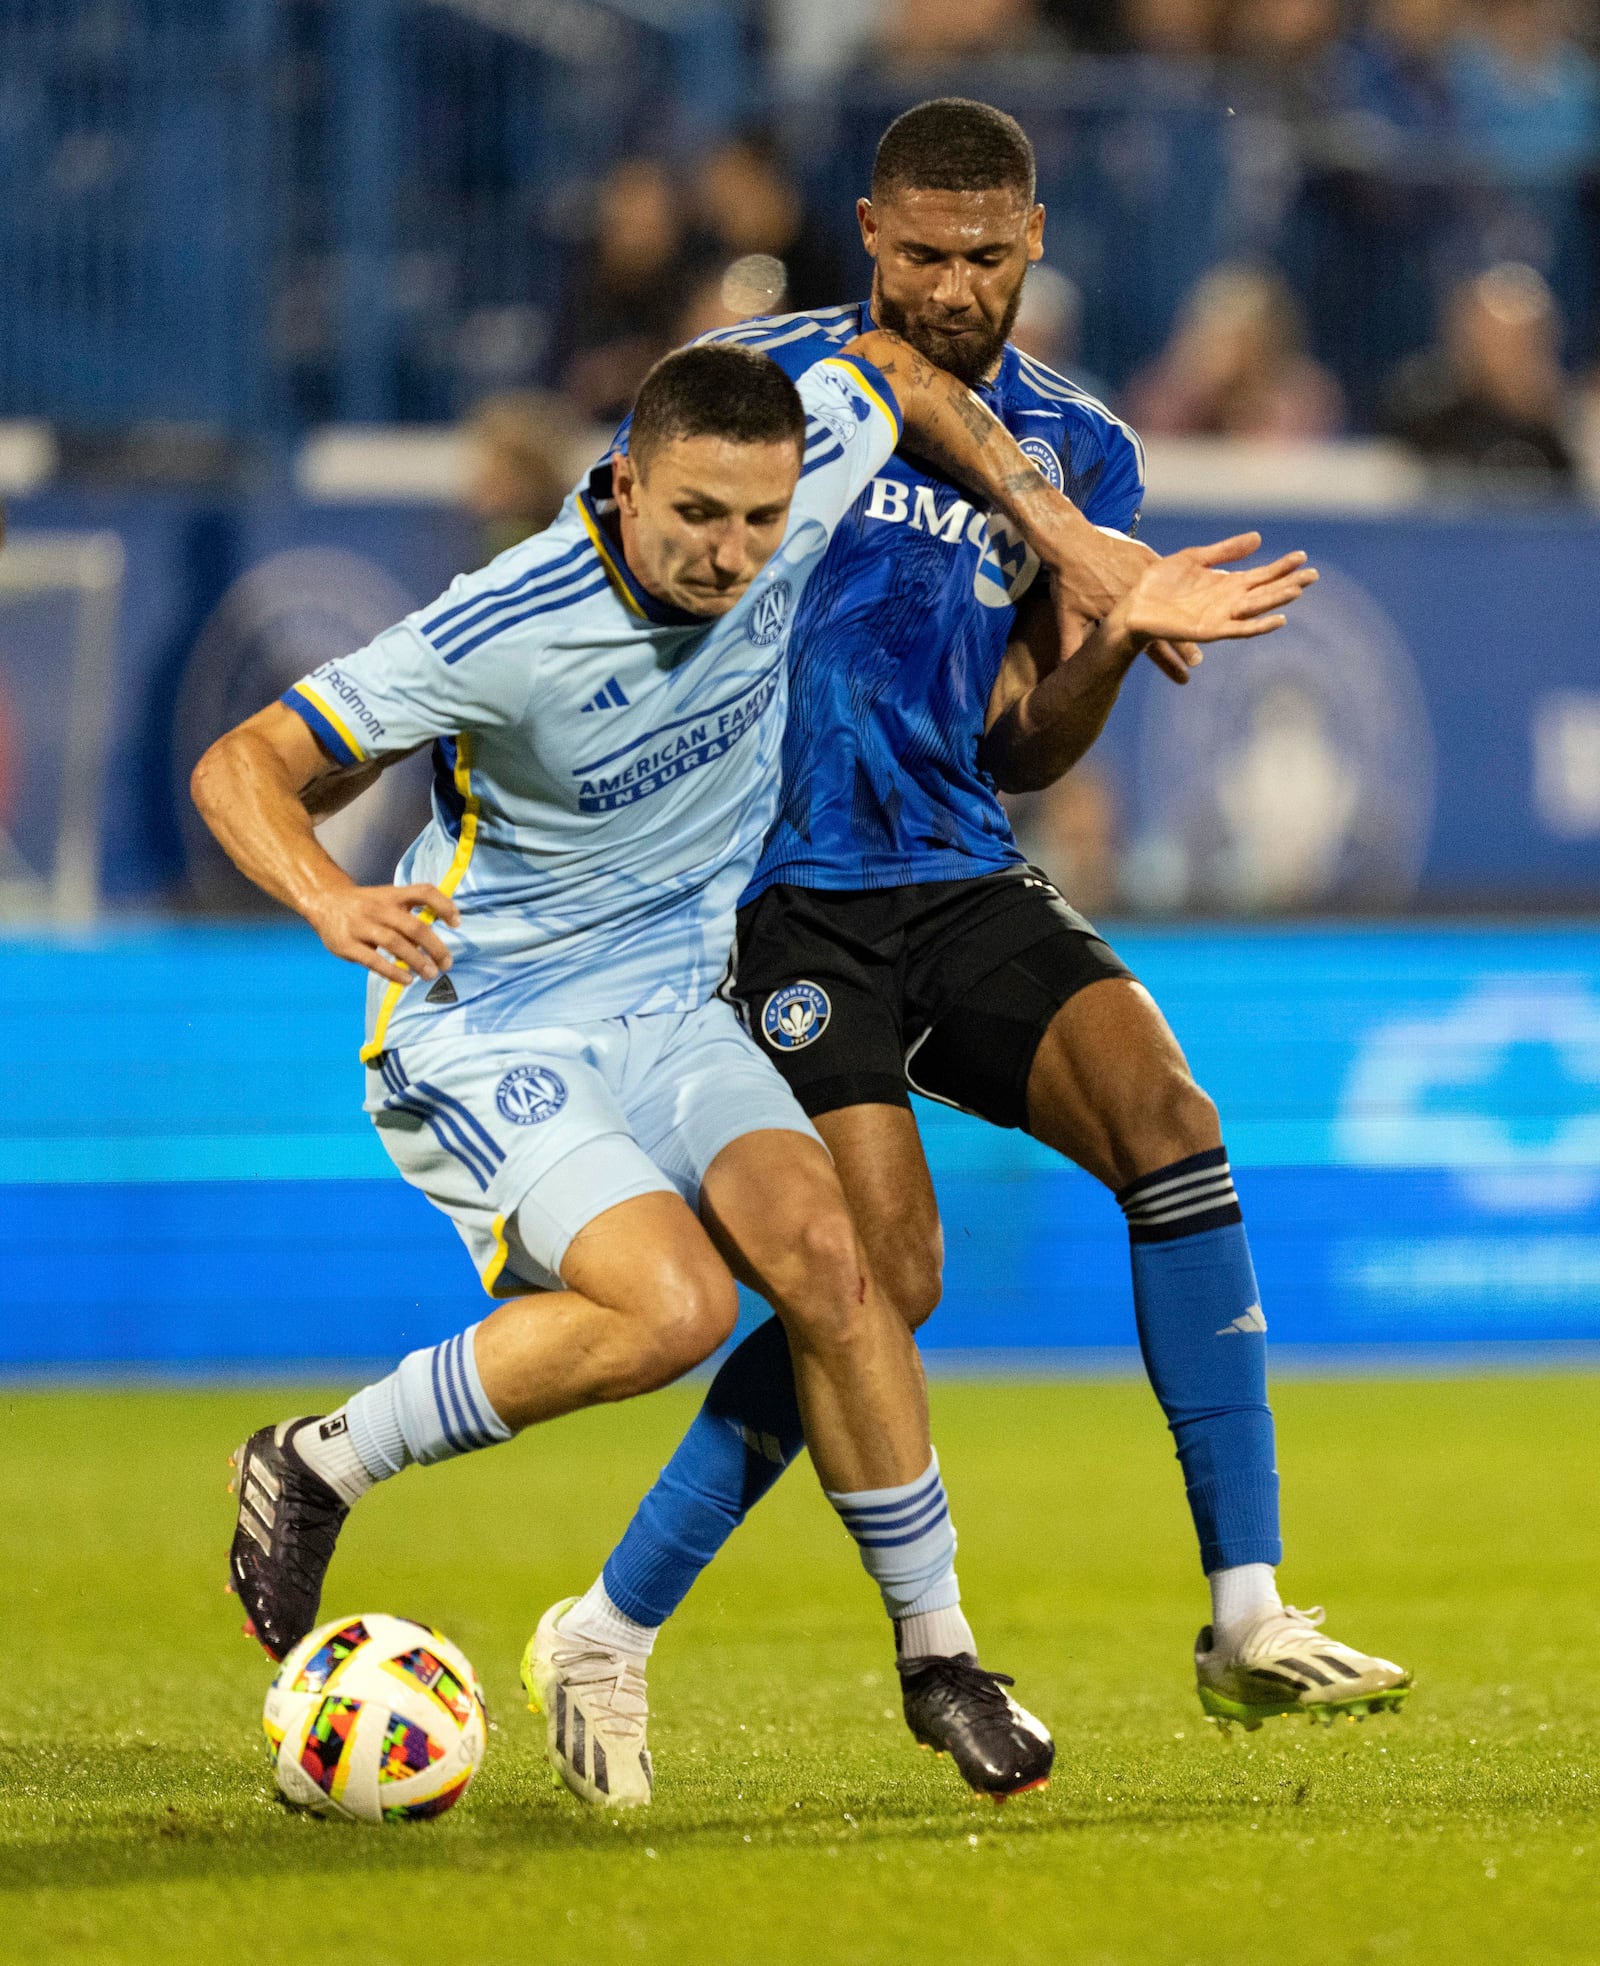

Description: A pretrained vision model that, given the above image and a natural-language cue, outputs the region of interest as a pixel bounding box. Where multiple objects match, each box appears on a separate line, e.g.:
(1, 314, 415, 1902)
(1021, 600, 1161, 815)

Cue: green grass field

(2, 1374, 1597, 1965)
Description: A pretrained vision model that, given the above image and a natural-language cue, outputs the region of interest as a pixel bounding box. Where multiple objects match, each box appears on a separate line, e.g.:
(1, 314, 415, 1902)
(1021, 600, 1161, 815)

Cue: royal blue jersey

(690, 302, 1145, 895)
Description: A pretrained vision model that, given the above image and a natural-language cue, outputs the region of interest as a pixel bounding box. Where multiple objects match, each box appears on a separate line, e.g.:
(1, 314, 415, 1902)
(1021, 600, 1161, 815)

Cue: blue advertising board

(2, 923, 1596, 1367)
(1, 493, 1597, 912)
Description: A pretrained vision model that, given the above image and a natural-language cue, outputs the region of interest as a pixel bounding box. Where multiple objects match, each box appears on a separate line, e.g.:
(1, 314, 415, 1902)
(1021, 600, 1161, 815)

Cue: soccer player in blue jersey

(196, 327, 1298, 1804)
(559, 99, 1411, 1761)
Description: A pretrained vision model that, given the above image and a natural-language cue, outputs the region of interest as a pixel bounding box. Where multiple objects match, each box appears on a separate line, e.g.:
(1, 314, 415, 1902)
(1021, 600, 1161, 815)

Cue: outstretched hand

(1117, 533, 1317, 685)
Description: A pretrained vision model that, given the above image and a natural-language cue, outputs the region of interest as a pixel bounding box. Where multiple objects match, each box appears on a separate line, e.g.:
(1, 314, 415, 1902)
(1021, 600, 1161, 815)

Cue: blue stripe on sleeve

(279, 688, 362, 768)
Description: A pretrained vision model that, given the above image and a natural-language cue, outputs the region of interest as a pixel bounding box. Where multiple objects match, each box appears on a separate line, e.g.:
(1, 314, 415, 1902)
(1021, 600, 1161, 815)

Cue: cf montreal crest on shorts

(496, 1065, 569, 1124)
(761, 981, 830, 1050)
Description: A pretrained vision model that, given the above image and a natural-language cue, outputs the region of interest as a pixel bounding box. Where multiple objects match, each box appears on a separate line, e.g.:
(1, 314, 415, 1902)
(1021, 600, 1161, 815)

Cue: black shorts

(729, 868, 1134, 1132)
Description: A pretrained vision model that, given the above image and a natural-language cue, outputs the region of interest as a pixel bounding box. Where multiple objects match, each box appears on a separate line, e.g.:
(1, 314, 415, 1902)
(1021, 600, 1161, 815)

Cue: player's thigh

(1025, 977, 1221, 1190)
(813, 1103, 943, 1329)
(619, 1001, 860, 1312)
(907, 916, 1131, 1140)
(731, 884, 910, 1118)
(557, 1187, 738, 1365)
(624, 996, 828, 1216)
(697, 1124, 868, 1335)
(908, 919, 1218, 1188)
(367, 1030, 681, 1299)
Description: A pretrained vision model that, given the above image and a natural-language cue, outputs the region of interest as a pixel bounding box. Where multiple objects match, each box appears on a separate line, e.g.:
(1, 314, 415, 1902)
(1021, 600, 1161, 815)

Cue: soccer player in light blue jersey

(195, 328, 1280, 1803)
(568, 99, 1412, 1752)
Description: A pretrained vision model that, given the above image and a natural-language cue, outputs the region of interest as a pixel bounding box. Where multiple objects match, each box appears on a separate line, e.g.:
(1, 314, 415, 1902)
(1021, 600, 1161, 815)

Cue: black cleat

(899, 1652, 1056, 1800)
(228, 1419, 349, 1661)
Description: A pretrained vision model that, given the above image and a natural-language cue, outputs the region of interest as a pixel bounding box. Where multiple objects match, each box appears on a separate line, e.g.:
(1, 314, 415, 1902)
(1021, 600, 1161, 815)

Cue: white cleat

(1196, 1604, 1413, 1730)
(521, 1597, 654, 1808)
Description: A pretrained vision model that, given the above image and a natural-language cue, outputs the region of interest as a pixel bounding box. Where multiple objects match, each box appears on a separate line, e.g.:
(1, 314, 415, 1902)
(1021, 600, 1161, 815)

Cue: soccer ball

(263, 1613, 487, 1823)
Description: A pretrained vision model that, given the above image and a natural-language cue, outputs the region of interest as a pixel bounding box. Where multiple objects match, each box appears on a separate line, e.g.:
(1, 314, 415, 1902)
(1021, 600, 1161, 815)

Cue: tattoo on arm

(949, 390, 997, 446)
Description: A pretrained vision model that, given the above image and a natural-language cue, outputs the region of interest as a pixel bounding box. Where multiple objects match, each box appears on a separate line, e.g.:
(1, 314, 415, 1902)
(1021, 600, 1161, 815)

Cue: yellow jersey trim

(577, 498, 646, 617)
(481, 1212, 512, 1297)
(289, 681, 367, 764)
(817, 355, 902, 443)
(359, 732, 480, 1064)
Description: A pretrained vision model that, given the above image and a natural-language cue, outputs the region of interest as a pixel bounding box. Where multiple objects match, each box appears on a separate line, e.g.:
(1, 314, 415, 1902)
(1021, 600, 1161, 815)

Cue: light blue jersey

(282, 353, 901, 1058)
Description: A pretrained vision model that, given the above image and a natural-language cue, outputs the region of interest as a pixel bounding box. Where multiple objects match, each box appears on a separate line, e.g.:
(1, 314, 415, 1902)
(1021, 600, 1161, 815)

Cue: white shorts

(365, 997, 820, 1296)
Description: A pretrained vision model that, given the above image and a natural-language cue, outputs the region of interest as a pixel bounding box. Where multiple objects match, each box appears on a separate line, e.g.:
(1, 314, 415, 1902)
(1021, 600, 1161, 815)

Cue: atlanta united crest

(761, 981, 830, 1051)
(747, 578, 791, 647)
(495, 1064, 568, 1125)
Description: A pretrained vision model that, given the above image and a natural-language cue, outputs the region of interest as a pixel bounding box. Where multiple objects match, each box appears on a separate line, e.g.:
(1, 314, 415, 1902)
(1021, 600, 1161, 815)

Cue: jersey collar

(579, 464, 707, 630)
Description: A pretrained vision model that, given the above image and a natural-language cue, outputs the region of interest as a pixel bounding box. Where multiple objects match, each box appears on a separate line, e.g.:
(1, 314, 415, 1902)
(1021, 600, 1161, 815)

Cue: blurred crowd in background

(435, 0, 1600, 572)
(9, 0, 1600, 476)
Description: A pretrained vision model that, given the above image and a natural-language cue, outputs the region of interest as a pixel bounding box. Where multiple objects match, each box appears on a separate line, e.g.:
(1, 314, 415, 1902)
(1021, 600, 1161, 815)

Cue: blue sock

(343, 1322, 512, 1479)
(602, 1315, 805, 1625)
(1117, 1148, 1281, 1574)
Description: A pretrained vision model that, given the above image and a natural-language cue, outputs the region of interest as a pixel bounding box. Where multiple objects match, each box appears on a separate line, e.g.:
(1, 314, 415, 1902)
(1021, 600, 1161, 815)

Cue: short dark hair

(630, 345, 806, 468)
(871, 98, 1036, 206)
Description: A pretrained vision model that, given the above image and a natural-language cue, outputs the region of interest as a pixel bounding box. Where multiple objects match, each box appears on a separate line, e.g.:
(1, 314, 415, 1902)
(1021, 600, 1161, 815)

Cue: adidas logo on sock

(580, 676, 630, 713)
(1216, 1304, 1268, 1336)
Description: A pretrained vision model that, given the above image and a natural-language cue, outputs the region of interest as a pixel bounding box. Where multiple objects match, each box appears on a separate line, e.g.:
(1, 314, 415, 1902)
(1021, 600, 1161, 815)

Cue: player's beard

(874, 275, 1026, 388)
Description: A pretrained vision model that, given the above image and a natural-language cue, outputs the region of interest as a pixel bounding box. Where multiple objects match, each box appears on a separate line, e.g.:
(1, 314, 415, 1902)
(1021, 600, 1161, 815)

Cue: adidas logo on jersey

(580, 677, 630, 713)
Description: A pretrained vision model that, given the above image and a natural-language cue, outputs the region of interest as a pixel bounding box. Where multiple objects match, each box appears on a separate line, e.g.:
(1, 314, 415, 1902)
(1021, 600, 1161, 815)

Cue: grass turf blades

(2, 1374, 1597, 1965)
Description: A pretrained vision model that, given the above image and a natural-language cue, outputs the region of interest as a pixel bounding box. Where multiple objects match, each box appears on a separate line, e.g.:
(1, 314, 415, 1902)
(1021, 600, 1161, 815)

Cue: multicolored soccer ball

(263, 1613, 487, 1823)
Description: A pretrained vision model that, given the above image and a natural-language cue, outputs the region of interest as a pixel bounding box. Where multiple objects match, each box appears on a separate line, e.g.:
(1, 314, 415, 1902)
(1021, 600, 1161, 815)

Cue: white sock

(1208, 1562, 1282, 1645)
(557, 1579, 659, 1659)
(896, 1602, 977, 1662)
(290, 1411, 374, 1506)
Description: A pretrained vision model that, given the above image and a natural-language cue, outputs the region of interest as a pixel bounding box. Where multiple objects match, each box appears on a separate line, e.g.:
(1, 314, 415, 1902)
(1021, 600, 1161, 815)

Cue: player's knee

(626, 1259, 739, 1394)
(877, 1234, 943, 1331)
(1117, 1069, 1221, 1186)
(774, 1209, 872, 1347)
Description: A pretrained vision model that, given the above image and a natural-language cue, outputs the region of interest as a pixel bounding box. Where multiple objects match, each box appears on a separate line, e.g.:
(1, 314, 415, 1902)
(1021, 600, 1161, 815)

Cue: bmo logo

(861, 477, 1040, 608)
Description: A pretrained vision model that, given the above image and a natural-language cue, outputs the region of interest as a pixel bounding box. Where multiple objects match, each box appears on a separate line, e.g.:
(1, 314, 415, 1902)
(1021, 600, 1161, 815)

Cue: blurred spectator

(1117, 0, 1224, 59)
(767, 0, 888, 78)
(1451, 0, 1600, 180)
(1321, 0, 1463, 152)
(553, 158, 695, 423)
(1040, 0, 1126, 50)
(877, 0, 1060, 63)
(1227, 0, 1342, 71)
(1225, 0, 1343, 116)
(689, 133, 848, 314)
(461, 392, 589, 562)
(1011, 264, 1117, 402)
(1380, 260, 1578, 487)
(1123, 263, 1345, 436)
(1006, 767, 1123, 916)
(1288, 0, 1467, 428)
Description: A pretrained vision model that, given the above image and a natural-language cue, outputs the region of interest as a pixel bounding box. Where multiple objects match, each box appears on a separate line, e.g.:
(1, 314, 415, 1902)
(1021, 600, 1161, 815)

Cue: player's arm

(190, 702, 458, 984)
(297, 745, 422, 821)
(981, 533, 1316, 793)
(843, 328, 1155, 619)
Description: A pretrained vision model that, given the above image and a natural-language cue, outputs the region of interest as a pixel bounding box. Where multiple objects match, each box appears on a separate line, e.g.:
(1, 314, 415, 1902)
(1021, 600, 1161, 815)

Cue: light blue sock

(343, 1323, 512, 1480)
(825, 1452, 965, 1621)
(1117, 1147, 1282, 1573)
